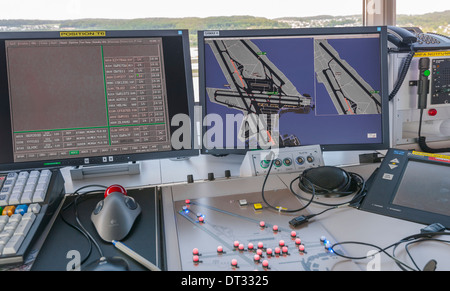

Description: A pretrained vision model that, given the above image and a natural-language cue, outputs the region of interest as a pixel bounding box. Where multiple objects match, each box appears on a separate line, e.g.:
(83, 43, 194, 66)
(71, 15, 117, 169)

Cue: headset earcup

(299, 166, 353, 195)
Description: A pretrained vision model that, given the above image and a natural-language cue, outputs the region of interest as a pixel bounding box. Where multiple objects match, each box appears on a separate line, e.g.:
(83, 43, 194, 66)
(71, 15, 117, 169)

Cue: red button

(192, 248, 199, 255)
(299, 245, 305, 252)
(231, 259, 238, 267)
(262, 260, 269, 268)
(295, 238, 302, 245)
(193, 255, 200, 263)
(259, 221, 265, 227)
(428, 108, 438, 116)
(291, 231, 297, 237)
(272, 225, 279, 232)
(254, 254, 261, 262)
(104, 184, 127, 198)
(266, 248, 273, 256)
(217, 246, 223, 253)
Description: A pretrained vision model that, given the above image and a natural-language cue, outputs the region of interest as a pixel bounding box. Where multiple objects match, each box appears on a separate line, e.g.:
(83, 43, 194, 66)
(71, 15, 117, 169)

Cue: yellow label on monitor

(414, 51, 450, 58)
(60, 31, 106, 38)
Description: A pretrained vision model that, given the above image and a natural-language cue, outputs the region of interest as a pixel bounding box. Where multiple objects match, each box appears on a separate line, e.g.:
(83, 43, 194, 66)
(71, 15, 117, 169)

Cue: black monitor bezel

(0, 29, 198, 172)
(198, 26, 390, 155)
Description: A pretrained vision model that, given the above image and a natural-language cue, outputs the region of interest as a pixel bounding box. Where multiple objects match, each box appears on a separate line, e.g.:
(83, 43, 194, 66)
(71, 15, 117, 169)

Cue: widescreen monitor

(0, 29, 197, 171)
(198, 26, 390, 155)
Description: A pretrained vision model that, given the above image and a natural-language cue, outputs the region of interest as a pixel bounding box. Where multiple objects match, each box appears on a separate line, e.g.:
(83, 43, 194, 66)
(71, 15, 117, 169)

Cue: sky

(0, 0, 449, 20)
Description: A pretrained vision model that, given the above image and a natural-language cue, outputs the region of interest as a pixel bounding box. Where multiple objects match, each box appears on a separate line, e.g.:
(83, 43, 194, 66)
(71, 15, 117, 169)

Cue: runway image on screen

(202, 32, 384, 150)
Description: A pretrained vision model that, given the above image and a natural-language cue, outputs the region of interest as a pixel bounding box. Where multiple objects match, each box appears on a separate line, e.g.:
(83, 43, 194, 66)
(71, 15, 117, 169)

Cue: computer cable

(330, 225, 450, 271)
(60, 184, 108, 267)
(261, 156, 317, 214)
(288, 168, 367, 227)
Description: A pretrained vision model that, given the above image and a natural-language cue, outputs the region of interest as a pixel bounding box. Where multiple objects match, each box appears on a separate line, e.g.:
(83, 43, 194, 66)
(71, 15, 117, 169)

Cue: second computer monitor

(198, 26, 390, 154)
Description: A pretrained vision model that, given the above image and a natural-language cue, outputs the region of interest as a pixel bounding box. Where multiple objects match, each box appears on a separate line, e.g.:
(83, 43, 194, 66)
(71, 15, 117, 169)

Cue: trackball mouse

(83, 256, 129, 271)
(91, 186, 141, 242)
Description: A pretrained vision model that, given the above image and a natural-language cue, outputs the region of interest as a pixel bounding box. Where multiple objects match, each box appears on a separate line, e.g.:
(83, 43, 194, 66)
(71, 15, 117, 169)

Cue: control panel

(360, 148, 450, 228)
(170, 189, 360, 271)
(240, 145, 324, 177)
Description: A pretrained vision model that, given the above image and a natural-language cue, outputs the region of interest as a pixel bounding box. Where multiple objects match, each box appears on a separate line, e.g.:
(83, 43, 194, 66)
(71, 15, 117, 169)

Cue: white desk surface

(58, 150, 450, 271)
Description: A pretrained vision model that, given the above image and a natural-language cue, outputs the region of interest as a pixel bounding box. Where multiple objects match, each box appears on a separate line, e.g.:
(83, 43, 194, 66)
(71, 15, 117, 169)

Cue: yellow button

(253, 203, 263, 210)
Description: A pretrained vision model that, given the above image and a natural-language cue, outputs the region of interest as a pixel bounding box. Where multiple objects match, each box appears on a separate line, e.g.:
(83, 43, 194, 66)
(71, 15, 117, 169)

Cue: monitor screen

(198, 27, 390, 154)
(393, 160, 450, 217)
(0, 30, 197, 171)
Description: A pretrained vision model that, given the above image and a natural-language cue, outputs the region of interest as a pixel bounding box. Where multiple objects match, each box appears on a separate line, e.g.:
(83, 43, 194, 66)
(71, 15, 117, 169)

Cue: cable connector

(289, 215, 311, 227)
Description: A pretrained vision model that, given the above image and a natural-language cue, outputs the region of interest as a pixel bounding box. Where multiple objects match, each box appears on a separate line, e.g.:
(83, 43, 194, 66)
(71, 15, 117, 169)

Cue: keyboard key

(2, 206, 16, 217)
(14, 219, 33, 236)
(1, 186, 12, 196)
(22, 212, 36, 222)
(0, 194, 9, 206)
(18, 172, 29, 179)
(28, 203, 41, 214)
(6, 172, 18, 180)
(33, 190, 46, 203)
(3, 234, 25, 255)
(15, 205, 28, 215)
(8, 192, 22, 205)
(20, 190, 33, 204)
(24, 183, 36, 193)
(29, 171, 40, 178)
(0, 215, 8, 224)
(4, 221, 18, 231)
(9, 214, 22, 223)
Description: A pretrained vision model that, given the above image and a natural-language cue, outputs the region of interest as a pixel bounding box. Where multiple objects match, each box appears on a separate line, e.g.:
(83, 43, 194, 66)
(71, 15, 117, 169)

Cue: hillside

(0, 10, 449, 44)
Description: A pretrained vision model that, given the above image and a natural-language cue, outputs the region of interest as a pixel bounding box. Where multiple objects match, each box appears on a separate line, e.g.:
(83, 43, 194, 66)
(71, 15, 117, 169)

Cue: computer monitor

(0, 29, 197, 171)
(198, 26, 390, 155)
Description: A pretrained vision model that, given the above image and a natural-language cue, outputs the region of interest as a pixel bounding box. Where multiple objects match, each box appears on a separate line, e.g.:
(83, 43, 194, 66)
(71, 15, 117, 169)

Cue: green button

(424, 70, 431, 77)
(70, 150, 80, 155)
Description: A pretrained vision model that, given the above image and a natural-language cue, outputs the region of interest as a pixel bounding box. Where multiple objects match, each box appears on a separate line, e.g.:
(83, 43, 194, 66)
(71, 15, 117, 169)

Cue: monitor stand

(69, 161, 141, 180)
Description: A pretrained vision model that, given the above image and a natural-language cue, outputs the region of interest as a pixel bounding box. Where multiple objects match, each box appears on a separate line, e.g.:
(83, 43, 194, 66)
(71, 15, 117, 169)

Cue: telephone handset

(387, 26, 417, 49)
(388, 26, 450, 51)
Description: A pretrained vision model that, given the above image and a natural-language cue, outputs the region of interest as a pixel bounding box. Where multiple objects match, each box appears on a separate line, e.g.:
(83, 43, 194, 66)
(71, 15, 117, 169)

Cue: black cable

(389, 49, 415, 101)
(261, 156, 316, 213)
(331, 230, 450, 271)
(417, 108, 450, 153)
(60, 185, 108, 266)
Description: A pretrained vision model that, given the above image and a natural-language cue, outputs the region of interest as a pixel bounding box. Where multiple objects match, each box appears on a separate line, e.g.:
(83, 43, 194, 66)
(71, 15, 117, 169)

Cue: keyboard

(0, 168, 65, 267)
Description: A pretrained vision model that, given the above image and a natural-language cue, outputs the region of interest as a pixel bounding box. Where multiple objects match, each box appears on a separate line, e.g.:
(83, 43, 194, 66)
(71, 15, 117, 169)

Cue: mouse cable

(331, 230, 450, 271)
(61, 185, 108, 265)
(261, 157, 317, 213)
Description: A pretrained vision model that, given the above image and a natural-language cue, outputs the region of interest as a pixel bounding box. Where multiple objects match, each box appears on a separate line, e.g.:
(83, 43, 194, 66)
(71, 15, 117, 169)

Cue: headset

(298, 166, 364, 198)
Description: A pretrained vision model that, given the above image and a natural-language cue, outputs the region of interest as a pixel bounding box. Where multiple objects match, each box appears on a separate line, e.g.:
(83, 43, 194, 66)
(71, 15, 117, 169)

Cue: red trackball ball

(104, 184, 127, 197)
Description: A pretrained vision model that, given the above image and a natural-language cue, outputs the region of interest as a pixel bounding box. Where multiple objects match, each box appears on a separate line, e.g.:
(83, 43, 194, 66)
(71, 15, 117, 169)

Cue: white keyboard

(0, 169, 64, 266)
(0, 170, 52, 206)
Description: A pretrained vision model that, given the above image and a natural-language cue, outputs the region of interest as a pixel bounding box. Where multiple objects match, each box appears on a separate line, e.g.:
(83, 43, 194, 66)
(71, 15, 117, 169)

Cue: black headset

(298, 166, 363, 197)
